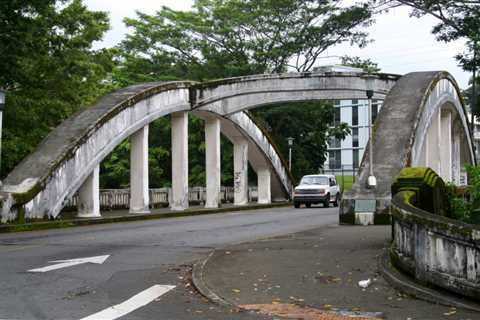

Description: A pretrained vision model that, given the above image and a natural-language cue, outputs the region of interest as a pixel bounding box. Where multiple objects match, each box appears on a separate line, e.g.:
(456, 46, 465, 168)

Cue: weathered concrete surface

(391, 191, 480, 301)
(1, 83, 292, 221)
(193, 72, 398, 115)
(1, 82, 192, 221)
(340, 71, 475, 224)
(194, 110, 291, 203)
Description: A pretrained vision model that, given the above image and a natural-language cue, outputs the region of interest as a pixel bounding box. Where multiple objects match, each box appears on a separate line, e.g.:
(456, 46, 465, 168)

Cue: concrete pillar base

(77, 165, 101, 218)
(257, 168, 271, 204)
(233, 137, 249, 206)
(205, 117, 221, 208)
(171, 112, 189, 211)
(130, 125, 150, 214)
(355, 212, 374, 225)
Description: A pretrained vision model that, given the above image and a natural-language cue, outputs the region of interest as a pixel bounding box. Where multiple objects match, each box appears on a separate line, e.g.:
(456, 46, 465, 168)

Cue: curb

(0, 202, 291, 234)
(378, 249, 480, 312)
(191, 251, 235, 307)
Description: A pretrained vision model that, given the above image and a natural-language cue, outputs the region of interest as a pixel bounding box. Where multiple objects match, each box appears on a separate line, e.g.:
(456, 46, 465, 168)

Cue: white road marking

(79, 285, 176, 320)
(28, 255, 110, 273)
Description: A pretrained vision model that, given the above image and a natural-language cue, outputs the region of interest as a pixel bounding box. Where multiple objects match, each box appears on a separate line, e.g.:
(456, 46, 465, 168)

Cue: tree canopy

(0, 0, 115, 177)
(118, 0, 373, 84)
(376, 1, 480, 71)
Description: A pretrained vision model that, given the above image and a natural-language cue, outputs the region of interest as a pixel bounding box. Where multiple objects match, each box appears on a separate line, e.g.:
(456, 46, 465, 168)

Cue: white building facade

(324, 98, 382, 173)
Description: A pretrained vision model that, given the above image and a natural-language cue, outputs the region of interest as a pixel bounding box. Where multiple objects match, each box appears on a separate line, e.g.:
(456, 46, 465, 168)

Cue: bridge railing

(63, 186, 259, 211)
(390, 168, 480, 301)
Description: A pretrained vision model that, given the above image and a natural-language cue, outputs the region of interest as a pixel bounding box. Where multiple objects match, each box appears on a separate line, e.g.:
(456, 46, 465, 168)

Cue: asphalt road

(0, 205, 338, 320)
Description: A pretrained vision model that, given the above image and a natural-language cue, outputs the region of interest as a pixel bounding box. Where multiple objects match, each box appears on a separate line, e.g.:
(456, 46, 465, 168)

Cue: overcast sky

(84, 0, 471, 88)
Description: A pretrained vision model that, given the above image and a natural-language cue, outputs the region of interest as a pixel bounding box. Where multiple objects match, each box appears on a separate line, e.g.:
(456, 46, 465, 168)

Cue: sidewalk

(195, 225, 480, 320)
(0, 202, 289, 233)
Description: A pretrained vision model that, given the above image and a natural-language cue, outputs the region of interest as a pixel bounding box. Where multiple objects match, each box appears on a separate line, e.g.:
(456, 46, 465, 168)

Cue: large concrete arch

(0, 70, 400, 222)
(0, 82, 291, 222)
(340, 71, 475, 224)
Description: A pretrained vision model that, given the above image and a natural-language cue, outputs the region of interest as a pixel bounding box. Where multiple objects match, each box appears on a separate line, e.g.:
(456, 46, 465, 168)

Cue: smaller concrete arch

(192, 71, 399, 115)
(341, 71, 475, 224)
(0, 82, 292, 222)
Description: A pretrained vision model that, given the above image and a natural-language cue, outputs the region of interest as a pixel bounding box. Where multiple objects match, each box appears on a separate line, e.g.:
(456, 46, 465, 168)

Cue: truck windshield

(300, 176, 329, 185)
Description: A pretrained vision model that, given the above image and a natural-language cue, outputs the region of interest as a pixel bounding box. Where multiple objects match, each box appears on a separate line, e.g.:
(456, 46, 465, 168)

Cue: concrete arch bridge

(0, 70, 471, 223)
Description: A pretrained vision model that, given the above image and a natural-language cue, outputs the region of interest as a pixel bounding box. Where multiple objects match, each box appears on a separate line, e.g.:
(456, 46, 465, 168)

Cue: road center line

(78, 285, 176, 320)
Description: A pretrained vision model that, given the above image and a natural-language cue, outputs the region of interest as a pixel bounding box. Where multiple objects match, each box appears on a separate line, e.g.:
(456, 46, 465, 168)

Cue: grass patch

(336, 175, 355, 192)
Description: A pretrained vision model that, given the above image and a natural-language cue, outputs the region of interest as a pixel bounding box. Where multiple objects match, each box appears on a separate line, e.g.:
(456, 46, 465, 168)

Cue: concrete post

(426, 109, 441, 173)
(205, 116, 221, 208)
(130, 125, 150, 213)
(257, 168, 271, 204)
(77, 165, 100, 218)
(452, 125, 462, 185)
(233, 137, 249, 205)
(171, 112, 189, 210)
(440, 111, 452, 182)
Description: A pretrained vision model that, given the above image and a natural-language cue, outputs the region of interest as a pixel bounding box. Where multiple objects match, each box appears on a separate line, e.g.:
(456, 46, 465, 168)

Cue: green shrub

(445, 165, 480, 224)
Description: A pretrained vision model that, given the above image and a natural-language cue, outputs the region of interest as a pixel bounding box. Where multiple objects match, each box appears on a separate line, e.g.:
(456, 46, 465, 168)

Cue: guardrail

(63, 187, 258, 211)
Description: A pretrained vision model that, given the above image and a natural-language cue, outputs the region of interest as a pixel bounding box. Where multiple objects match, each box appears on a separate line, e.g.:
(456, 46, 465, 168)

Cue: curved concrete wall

(341, 71, 475, 224)
(391, 191, 480, 301)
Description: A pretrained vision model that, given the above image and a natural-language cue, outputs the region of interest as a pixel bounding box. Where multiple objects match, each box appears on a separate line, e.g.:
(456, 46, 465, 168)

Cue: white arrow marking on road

(79, 284, 176, 320)
(28, 255, 110, 273)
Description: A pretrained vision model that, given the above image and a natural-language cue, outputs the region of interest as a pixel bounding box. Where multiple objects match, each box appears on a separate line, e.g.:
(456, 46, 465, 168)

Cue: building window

(352, 127, 359, 148)
(329, 136, 341, 148)
(353, 149, 359, 169)
(329, 150, 342, 169)
(372, 100, 379, 123)
(333, 107, 341, 126)
(352, 105, 358, 126)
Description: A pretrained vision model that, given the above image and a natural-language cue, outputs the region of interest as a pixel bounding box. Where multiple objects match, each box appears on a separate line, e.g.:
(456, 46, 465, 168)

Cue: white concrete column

(257, 168, 271, 204)
(205, 117, 221, 208)
(452, 125, 462, 185)
(440, 111, 452, 182)
(233, 137, 249, 205)
(77, 165, 100, 218)
(171, 112, 189, 211)
(130, 125, 150, 213)
(426, 110, 441, 174)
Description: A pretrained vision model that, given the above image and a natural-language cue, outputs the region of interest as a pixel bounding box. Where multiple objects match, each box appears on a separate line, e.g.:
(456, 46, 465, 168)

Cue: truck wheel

(294, 202, 300, 208)
(306, 203, 311, 208)
(324, 194, 330, 208)
(334, 194, 340, 207)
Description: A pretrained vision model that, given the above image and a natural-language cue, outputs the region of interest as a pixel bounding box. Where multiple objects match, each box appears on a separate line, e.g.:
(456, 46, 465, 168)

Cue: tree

(340, 56, 381, 73)
(375, 1, 480, 70)
(117, 0, 374, 83)
(0, 0, 115, 177)
(251, 102, 350, 181)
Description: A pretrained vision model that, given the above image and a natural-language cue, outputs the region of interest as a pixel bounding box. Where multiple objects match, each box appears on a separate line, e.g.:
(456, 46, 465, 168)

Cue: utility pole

(0, 89, 4, 186)
(287, 137, 294, 172)
(472, 40, 477, 136)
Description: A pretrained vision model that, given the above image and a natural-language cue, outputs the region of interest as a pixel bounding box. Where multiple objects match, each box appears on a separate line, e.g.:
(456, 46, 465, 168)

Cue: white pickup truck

(292, 174, 341, 208)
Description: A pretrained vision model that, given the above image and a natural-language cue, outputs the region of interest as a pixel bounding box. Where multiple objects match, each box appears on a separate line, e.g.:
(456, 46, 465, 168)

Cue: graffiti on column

(234, 171, 242, 193)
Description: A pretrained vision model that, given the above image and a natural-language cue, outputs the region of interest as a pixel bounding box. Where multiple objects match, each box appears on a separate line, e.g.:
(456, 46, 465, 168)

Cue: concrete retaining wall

(391, 191, 480, 301)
